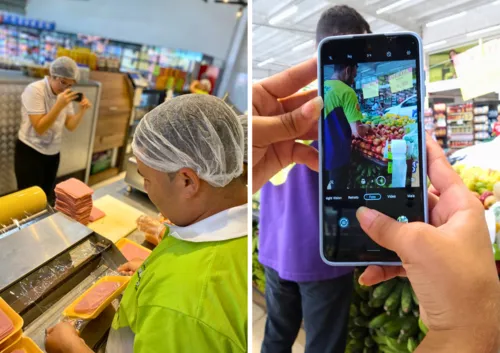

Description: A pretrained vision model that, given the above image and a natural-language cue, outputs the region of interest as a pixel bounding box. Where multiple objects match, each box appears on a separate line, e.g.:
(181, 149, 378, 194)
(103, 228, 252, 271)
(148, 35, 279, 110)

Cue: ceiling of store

(253, 0, 500, 79)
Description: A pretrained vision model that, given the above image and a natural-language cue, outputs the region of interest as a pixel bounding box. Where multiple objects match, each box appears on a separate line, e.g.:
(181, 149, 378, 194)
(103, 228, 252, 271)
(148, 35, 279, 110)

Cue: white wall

(26, 0, 241, 59)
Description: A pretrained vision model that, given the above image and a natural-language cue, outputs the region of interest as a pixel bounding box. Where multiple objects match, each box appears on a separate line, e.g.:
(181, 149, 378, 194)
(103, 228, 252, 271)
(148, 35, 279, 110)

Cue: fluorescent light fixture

(466, 24, 500, 37)
(294, 2, 329, 23)
(426, 11, 466, 27)
(376, 0, 413, 14)
(269, 6, 298, 25)
(292, 39, 315, 52)
(257, 58, 275, 67)
(423, 40, 447, 50)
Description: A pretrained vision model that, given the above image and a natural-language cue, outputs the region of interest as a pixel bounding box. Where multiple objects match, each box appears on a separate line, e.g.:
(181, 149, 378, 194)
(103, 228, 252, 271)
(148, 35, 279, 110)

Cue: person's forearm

(65, 110, 86, 131)
(68, 341, 94, 353)
(417, 328, 500, 353)
(33, 104, 65, 135)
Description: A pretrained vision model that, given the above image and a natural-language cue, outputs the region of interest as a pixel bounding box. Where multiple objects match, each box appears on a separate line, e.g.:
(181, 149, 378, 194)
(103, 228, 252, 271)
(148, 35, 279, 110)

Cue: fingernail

(302, 96, 323, 118)
(358, 274, 365, 286)
(356, 206, 377, 225)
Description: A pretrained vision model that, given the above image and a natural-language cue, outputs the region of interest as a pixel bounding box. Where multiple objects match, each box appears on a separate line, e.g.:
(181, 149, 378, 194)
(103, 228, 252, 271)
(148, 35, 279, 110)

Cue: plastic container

(116, 238, 152, 261)
(1, 336, 43, 353)
(0, 299, 23, 350)
(63, 276, 130, 320)
(0, 331, 22, 352)
(391, 140, 407, 188)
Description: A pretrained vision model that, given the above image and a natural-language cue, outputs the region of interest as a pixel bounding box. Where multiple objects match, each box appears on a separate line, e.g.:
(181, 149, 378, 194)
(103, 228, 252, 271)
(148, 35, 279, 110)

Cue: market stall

(0, 176, 157, 352)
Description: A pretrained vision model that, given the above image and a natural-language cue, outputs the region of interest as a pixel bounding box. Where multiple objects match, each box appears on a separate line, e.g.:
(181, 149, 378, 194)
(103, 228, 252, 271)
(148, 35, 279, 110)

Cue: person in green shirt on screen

(45, 94, 248, 353)
(324, 63, 370, 189)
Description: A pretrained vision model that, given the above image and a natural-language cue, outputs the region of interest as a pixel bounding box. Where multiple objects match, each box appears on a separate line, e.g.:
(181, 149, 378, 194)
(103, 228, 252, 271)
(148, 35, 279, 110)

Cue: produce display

(346, 269, 426, 353)
(452, 165, 500, 210)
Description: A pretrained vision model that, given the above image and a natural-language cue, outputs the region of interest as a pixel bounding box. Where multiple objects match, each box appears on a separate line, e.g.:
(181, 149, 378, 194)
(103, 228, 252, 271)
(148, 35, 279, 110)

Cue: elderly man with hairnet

(45, 94, 248, 353)
(15, 56, 92, 204)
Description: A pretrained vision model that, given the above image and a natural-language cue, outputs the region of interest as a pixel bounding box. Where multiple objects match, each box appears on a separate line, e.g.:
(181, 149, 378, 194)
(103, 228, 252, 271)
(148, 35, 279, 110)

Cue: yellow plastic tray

(1, 336, 42, 353)
(116, 238, 152, 261)
(0, 331, 21, 353)
(63, 276, 130, 320)
(0, 298, 23, 349)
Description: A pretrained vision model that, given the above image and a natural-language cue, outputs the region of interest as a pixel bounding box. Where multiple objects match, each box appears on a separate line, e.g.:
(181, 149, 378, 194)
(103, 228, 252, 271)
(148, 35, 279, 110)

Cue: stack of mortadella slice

(55, 178, 94, 225)
(0, 309, 13, 341)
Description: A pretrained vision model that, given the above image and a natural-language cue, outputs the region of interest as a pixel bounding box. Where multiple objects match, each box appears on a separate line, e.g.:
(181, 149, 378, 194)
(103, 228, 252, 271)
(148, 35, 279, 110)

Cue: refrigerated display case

(39, 31, 76, 65)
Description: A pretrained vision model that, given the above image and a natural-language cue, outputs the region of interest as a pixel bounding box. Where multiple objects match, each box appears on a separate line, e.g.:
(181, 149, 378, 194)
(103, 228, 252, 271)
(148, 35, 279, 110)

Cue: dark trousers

(261, 267, 353, 353)
(15, 140, 60, 205)
(328, 165, 350, 190)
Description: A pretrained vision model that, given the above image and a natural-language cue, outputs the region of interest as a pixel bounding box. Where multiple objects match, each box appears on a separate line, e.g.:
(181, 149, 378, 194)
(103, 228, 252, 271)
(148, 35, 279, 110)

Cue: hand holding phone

(318, 33, 428, 265)
(73, 92, 84, 102)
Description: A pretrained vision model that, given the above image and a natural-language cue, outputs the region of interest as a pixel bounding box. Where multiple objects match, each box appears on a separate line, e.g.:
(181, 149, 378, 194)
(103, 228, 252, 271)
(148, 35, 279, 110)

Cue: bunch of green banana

(346, 271, 427, 353)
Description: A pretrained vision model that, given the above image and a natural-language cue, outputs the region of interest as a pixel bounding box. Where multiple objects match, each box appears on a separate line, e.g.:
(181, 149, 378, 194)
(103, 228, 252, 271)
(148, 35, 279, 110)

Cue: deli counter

(0, 175, 156, 352)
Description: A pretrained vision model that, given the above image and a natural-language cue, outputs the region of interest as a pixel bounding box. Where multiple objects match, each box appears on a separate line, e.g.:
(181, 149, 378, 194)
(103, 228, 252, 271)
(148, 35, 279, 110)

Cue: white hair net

(50, 56, 80, 81)
(238, 115, 248, 163)
(132, 94, 244, 187)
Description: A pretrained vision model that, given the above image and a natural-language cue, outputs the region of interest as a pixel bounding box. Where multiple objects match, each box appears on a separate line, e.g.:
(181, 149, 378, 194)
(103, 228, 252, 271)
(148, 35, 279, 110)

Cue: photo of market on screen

(323, 59, 421, 191)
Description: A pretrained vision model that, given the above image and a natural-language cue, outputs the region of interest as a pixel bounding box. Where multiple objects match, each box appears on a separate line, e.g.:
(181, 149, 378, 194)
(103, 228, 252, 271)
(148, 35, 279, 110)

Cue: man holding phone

(324, 63, 370, 189)
(257, 6, 371, 353)
(15, 56, 91, 204)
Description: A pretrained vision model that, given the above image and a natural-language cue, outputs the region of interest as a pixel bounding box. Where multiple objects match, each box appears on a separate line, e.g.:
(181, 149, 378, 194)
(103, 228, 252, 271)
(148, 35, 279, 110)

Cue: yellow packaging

(1, 336, 42, 353)
(63, 276, 130, 320)
(0, 187, 47, 226)
(116, 238, 152, 259)
(0, 298, 24, 349)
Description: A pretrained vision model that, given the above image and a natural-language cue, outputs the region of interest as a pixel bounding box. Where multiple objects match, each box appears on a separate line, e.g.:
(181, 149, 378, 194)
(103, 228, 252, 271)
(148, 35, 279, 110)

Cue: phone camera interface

(322, 58, 420, 192)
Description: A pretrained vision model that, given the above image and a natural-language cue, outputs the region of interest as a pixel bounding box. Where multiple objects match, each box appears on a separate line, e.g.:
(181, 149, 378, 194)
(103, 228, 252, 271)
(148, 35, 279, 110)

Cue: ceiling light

(376, 0, 413, 14)
(426, 11, 466, 27)
(294, 2, 329, 23)
(292, 39, 315, 52)
(423, 40, 447, 50)
(236, 7, 243, 18)
(269, 6, 298, 25)
(466, 24, 500, 37)
(257, 58, 275, 67)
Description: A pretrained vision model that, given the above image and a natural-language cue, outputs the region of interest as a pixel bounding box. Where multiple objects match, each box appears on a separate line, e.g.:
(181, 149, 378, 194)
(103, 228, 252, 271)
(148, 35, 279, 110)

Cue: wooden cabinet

(89, 71, 133, 153)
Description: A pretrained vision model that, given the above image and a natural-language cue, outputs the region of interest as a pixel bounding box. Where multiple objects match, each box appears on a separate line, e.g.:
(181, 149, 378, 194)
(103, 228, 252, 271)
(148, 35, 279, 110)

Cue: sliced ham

(55, 178, 93, 199)
(74, 282, 121, 314)
(55, 178, 94, 225)
(0, 309, 13, 341)
(120, 243, 150, 261)
(89, 207, 105, 222)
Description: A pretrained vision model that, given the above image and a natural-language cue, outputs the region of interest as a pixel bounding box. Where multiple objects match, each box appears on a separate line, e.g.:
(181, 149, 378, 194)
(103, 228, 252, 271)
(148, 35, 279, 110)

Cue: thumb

(356, 206, 408, 253)
(253, 96, 323, 146)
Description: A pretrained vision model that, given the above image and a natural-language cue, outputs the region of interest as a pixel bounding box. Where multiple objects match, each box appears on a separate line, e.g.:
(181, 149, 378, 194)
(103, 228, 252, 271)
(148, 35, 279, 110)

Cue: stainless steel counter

(0, 213, 92, 290)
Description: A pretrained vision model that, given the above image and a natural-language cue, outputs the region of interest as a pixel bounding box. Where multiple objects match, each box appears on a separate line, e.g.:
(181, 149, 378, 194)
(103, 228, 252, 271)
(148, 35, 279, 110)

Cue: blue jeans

(261, 267, 353, 353)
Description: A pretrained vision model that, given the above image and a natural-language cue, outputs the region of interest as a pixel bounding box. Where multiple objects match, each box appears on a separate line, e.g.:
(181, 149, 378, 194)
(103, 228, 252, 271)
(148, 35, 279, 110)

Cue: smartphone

(318, 32, 428, 266)
(73, 92, 84, 102)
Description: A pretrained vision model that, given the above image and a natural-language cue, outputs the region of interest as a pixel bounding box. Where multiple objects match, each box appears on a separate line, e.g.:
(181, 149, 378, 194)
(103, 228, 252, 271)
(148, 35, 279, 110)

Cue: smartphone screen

(318, 33, 427, 264)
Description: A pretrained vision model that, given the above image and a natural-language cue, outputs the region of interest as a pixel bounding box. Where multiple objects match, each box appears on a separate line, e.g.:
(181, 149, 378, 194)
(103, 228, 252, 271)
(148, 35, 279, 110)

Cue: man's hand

(253, 58, 322, 193)
(55, 89, 79, 109)
(357, 138, 500, 351)
(45, 322, 92, 353)
(118, 259, 144, 275)
(79, 96, 91, 111)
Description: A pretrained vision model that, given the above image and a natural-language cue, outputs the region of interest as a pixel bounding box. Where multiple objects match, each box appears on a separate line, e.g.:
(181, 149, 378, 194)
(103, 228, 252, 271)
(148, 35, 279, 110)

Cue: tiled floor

(252, 303, 306, 353)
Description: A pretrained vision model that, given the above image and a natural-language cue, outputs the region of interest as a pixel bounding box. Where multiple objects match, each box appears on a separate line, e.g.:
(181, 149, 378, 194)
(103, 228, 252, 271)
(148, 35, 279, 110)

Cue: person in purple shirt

(258, 6, 371, 353)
